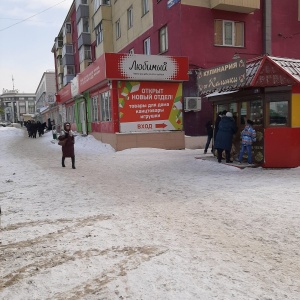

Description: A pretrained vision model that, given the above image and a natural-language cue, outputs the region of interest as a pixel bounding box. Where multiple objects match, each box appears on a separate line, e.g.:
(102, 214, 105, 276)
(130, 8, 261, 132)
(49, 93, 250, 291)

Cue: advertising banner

(118, 81, 183, 133)
(106, 53, 189, 81)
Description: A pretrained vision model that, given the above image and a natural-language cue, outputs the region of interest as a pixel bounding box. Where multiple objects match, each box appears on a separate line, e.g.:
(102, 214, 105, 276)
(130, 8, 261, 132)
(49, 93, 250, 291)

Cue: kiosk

(206, 55, 300, 168)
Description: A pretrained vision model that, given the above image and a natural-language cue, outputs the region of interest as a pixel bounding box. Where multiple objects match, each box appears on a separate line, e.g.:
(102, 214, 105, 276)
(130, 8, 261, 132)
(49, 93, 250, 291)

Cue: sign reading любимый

(198, 59, 246, 94)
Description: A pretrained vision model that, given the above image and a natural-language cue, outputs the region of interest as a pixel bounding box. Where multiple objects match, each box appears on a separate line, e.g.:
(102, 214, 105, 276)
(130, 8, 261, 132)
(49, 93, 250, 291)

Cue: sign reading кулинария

(198, 59, 246, 94)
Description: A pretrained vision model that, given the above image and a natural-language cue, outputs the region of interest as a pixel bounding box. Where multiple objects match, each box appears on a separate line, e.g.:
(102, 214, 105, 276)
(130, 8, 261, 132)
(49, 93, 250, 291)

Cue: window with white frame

(63, 23, 71, 36)
(214, 19, 244, 47)
(62, 44, 73, 56)
(159, 26, 168, 53)
(100, 91, 111, 121)
(19, 102, 26, 114)
(116, 19, 121, 39)
(127, 6, 133, 29)
(79, 45, 91, 62)
(142, 0, 149, 15)
(91, 95, 100, 121)
(28, 101, 35, 114)
(67, 105, 75, 123)
(95, 22, 103, 45)
(144, 37, 151, 55)
(77, 18, 89, 36)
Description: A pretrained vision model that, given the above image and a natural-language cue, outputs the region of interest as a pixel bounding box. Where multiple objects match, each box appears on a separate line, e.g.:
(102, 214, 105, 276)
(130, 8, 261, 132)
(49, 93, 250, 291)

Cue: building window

(95, 22, 103, 45)
(94, 0, 111, 12)
(127, 6, 133, 29)
(77, 18, 89, 36)
(142, 0, 149, 16)
(91, 95, 99, 121)
(63, 23, 72, 36)
(159, 26, 168, 53)
(28, 101, 35, 114)
(19, 103, 26, 114)
(100, 91, 111, 121)
(67, 105, 75, 123)
(116, 19, 121, 39)
(129, 48, 134, 54)
(144, 37, 151, 55)
(64, 65, 75, 75)
(79, 45, 91, 62)
(62, 44, 73, 56)
(214, 20, 244, 47)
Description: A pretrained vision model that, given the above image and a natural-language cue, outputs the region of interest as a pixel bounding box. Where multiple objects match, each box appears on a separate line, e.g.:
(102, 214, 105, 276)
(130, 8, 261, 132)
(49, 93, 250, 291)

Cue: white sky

(1, 126, 300, 299)
(0, 0, 73, 93)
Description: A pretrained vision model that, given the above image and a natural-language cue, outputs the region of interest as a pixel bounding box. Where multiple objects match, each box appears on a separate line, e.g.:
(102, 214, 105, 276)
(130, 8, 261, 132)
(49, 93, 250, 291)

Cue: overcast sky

(0, 0, 73, 94)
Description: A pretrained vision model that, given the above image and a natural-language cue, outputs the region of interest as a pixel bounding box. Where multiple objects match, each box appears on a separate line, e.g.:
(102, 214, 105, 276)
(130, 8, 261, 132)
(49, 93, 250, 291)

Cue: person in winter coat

(58, 122, 75, 169)
(204, 120, 214, 154)
(238, 119, 256, 164)
(214, 112, 237, 163)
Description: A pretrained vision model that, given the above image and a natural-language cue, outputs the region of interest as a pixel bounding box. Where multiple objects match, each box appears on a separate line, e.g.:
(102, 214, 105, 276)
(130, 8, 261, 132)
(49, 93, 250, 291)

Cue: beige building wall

(112, 0, 153, 53)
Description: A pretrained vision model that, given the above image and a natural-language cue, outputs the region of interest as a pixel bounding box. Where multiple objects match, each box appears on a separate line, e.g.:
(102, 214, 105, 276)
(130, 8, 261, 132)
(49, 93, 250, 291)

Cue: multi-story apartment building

(50, 0, 300, 152)
(0, 90, 36, 123)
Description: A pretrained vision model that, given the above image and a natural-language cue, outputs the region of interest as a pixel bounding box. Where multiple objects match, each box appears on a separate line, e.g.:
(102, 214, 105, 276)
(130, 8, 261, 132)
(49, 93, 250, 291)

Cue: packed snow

(0, 126, 300, 300)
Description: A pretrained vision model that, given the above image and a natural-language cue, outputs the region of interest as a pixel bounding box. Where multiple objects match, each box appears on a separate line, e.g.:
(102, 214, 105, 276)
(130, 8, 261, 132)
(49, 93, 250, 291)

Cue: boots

(62, 157, 65, 167)
(71, 156, 76, 169)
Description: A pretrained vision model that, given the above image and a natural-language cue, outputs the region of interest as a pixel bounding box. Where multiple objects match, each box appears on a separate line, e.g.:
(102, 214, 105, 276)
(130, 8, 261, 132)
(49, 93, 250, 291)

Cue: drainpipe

(263, 0, 272, 55)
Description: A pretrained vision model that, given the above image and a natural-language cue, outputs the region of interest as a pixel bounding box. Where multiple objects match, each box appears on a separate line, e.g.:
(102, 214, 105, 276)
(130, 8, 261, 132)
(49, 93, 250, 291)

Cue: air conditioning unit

(184, 97, 202, 111)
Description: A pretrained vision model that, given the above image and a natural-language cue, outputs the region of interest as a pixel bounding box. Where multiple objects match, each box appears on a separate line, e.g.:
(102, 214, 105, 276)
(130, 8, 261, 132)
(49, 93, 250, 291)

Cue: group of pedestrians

(25, 120, 47, 138)
(204, 110, 256, 165)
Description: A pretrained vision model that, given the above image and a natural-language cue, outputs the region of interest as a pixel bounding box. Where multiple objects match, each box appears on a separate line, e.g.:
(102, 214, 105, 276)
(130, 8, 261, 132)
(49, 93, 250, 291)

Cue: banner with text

(118, 81, 183, 133)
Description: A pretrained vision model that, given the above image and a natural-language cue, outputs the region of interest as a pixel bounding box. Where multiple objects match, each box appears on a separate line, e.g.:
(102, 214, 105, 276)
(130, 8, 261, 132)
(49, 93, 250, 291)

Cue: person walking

(214, 112, 237, 163)
(204, 120, 214, 154)
(238, 119, 256, 165)
(58, 122, 76, 169)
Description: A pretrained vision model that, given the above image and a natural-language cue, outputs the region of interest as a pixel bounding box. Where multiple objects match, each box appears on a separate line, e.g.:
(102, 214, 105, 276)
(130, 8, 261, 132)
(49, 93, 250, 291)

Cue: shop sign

(71, 76, 79, 97)
(106, 53, 189, 82)
(198, 59, 246, 94)
(57, 84, 71, 103)
(167, 0, 180, 9)
(118, 81, 183, 133)
(78, 55, 106, 93)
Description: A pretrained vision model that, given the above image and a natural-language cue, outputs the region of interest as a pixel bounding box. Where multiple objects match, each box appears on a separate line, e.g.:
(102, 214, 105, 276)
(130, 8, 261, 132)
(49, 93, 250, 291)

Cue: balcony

(76, 4, 89, 24)
(93, 4, 112, 27)
(210, 0, 260, 14)
(56, 48, 62, 58)
(78, 32, 91, 49)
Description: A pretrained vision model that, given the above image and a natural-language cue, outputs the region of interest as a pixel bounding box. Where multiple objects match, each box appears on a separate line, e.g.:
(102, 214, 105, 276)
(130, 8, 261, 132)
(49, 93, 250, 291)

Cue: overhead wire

(0, 0, 69, 32)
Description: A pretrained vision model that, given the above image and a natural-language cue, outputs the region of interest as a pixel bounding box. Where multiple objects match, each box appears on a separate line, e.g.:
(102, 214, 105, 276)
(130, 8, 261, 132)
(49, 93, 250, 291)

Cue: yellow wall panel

(291, 93, 300, 127)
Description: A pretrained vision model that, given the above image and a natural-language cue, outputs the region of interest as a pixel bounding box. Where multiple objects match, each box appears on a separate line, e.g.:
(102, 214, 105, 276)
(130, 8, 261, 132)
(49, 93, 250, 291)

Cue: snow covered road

(1, 127, 300, 300)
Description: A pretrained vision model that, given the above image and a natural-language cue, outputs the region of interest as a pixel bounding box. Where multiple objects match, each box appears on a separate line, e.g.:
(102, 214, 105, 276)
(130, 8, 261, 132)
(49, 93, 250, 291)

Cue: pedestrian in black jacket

(204, 120, 214, 154)
(214, 112, 237, 163)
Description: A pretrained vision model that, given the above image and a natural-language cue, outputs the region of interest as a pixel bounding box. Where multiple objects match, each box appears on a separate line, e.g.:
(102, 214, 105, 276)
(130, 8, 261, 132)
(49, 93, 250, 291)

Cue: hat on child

(226, 112, 233, 118)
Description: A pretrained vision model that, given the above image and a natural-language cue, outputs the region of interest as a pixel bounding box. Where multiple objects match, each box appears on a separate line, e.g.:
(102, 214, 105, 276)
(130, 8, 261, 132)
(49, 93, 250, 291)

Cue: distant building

(35, 71, 56, 122)
(0, 89, 36, 123)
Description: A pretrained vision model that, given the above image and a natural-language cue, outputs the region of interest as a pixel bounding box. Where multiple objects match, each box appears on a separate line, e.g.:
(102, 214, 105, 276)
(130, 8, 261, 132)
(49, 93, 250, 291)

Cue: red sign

(57, 84, 71, 103)
(78, 55, 106, 93)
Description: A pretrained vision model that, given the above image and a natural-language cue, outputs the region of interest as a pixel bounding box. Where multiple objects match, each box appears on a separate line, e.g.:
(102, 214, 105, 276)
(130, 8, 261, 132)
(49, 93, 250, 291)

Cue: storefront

(56, 53, 189, 150)
(205, 55, 300, 168)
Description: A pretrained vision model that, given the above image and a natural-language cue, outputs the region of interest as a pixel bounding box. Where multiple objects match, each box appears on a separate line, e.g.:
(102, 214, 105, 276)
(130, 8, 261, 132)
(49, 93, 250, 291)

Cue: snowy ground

(0, 127, 300, 300)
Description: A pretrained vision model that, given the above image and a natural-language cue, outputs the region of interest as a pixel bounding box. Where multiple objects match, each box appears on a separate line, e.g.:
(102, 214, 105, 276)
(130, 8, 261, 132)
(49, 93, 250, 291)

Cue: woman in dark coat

(214, 112, 237, 163)
(58, 122, 75, 169)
